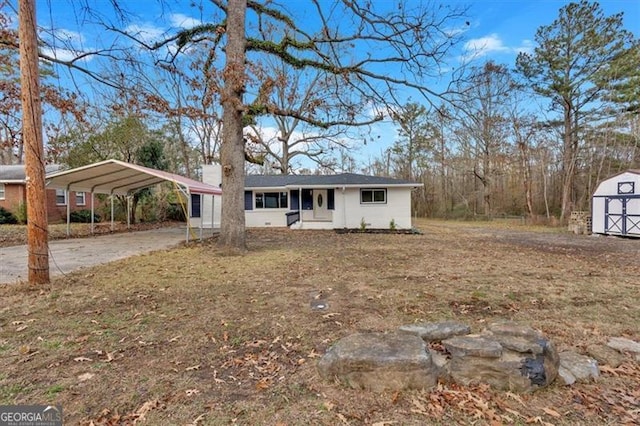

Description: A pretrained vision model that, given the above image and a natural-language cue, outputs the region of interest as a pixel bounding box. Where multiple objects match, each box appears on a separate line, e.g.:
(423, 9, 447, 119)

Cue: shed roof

(245, 173, 421, 189)
(45, 159, 222, 196)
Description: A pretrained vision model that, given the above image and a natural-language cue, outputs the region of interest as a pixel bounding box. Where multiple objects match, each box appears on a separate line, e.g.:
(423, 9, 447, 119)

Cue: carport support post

(66, 189, 70, 236)
(90, 192, 95, 234)
(127, 196, 131, 229)
(110, 195, 114, 232)
(186, 190, 191, 243)
(211, 195, 215, 237)
(199, 194, 203, 241)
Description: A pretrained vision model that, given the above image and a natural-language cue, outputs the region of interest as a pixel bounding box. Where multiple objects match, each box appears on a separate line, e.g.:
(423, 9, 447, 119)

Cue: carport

(45, 159, 222, 242)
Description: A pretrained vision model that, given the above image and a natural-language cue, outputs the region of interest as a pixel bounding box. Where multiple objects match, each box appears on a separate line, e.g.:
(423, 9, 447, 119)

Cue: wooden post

(19, 0, 49, 284)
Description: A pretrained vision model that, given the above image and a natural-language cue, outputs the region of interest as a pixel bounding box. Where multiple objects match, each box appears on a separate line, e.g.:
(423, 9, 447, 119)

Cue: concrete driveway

(0, 227, 193, 284)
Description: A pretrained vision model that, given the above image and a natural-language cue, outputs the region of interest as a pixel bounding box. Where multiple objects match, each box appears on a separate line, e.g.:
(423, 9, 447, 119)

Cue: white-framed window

(360, 188, 386, 204)
(255, 192, 288, 209)
(0, 183, 5, 200)
(75, 192, 86, 206)
(55, 189, 67, 206)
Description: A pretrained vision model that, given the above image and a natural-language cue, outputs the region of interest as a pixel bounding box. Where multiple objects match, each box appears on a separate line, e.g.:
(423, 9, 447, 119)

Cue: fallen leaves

(88, 399, 164, 425)
(78, 372, 95, 382)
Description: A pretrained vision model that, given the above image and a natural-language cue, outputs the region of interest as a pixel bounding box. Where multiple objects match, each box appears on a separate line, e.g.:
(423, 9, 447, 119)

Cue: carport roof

(46, 159, 222, 196)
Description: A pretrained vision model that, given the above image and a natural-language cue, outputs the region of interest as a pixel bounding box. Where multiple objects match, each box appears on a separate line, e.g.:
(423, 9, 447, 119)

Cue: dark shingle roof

(0, 164, 62, 182)
(245, 173, 420, 188)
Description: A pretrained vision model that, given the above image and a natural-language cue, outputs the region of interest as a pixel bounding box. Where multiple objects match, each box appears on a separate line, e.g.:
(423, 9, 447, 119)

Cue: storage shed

(591, 169, 640, 237)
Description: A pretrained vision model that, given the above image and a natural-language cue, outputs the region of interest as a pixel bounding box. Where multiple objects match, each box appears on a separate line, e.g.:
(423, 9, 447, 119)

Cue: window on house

(191, 193, 201, 218)
(55, 189, 67, 205)
(76, 192, 86, 206)
(255, 192, 288, 209)
(0, 183, 5, 200)
(360, 188, 386, 204)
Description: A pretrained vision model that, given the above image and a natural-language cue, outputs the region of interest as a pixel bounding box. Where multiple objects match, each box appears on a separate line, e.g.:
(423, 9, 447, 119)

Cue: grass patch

(0, 219, 638, 424)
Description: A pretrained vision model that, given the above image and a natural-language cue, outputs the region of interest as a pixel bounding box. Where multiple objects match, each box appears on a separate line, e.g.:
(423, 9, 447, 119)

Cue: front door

(313, 189, 330, 220)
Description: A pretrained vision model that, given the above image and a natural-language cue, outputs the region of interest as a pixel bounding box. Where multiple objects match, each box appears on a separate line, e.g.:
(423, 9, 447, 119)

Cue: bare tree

(452, 61, 513, 217)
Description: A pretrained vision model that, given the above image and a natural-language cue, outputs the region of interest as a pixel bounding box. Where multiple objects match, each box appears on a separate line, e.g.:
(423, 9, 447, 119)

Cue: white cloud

(169, 13, 202, 29)
(125, 23, 165, 45)
(40, 46, 85, 63)
(515, 39, 534, 55)
(463, 33, 509, 59)
(51, 28, 85, 44)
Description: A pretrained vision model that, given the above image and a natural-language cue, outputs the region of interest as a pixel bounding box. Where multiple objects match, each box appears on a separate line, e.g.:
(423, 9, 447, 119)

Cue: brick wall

(0, 183, 26, 212)
(0, 183, 92, 223)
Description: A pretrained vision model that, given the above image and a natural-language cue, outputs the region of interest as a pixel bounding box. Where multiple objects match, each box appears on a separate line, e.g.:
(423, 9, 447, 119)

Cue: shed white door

(606, 197, 640, 236)
(313, 189, 330, 220)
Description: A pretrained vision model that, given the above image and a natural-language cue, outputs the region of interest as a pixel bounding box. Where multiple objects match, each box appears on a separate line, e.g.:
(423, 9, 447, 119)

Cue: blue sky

(8, 0, 640, 169)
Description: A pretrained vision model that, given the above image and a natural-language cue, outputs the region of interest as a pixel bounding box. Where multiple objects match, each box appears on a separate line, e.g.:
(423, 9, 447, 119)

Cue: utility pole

(19, 0, 50, 284)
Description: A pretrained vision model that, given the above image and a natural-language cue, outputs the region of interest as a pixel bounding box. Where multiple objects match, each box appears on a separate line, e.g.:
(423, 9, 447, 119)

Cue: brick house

(0, 164, 90, 223)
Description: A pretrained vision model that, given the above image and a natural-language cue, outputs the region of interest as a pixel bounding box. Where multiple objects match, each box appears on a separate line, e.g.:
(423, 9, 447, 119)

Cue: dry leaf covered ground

(0, 219, 639, 425)
(0, 222, 178, 248)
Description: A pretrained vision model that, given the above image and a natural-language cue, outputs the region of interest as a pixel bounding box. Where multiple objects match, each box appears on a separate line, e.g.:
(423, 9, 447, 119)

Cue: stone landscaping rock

(557, 351, 599, 385)
(442, 321, 559, 392)
(607, 337, 640, 354)
(398, 321, 471, 342)
(586, 344, 624, 368)
(319, 320, 560, 393)
(317, 332, 438, 392)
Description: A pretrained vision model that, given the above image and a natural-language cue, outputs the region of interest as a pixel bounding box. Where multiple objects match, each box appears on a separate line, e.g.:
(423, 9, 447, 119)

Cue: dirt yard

(0, 219, 638, 425)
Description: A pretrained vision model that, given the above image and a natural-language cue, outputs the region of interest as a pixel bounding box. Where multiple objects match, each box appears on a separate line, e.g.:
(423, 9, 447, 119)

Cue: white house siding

(197, 165, 222, 228)
(334, 187, 413, 229)
(246, 209, 288, 227)
(592, 170, 640, 236)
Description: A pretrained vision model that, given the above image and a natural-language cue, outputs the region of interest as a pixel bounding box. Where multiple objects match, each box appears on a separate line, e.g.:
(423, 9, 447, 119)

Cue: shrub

(359, 217, 367, 231)
(389, 218, 397, 231)
(0, 206, 17, 224)
(166, 204, 186, 222)
(14, 202, 27, 224)
(70, 209, 101, 223)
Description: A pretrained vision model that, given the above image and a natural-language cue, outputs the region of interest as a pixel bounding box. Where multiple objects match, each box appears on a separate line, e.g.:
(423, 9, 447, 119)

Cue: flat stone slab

(317, 332, 438, 392)
(607, 337, 640, 354)
(558, 351, 599, 385)
(399, 321, 471, 342)
(443, 335, 503, 358)
(586, 344, 624, 368)
(487, 321, 543, 341)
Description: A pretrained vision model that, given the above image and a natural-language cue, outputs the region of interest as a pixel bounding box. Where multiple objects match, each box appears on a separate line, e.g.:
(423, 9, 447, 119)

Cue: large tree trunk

(218, 0, 247, 252)
(560, 105, 576, 222)
(19, 0, 49, 284)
